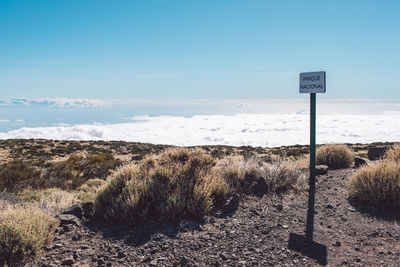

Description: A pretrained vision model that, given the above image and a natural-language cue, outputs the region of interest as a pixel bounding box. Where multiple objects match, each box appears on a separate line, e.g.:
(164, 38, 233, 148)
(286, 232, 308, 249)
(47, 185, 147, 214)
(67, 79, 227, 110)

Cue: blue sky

(0, 0, 399, 99)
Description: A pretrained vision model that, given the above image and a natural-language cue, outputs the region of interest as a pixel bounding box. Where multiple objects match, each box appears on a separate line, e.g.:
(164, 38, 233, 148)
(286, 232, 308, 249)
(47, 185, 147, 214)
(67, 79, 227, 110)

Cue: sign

(299, 71, 326, 243)
(299, 71, 326, 93)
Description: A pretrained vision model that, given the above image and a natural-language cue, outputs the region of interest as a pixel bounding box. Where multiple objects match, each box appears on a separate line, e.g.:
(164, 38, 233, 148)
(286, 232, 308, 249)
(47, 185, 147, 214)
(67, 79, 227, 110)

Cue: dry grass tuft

(0, 202, 58, 266)
(384, 144, 400, 162)
(216, 156, 305, 194)
(19, 188, 78, 213)
(95, 148, 231, 222)
(77, 178, 106, 203)
(316, 144, 353, 169)
(348, 160, 400, 209)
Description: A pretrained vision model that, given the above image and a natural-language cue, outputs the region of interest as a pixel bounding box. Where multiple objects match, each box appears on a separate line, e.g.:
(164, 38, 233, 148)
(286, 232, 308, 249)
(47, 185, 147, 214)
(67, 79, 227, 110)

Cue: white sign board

(299, 71, 326, 93)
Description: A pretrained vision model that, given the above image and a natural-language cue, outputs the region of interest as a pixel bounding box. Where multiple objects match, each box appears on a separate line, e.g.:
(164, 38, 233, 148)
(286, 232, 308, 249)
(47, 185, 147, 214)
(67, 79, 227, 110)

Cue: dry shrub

(384, 144, 400, 162)
(316, 144, 353, 169)
(18, 188, 78, 213)
(37, 189, 78, 213)
(263, 160, 305, 193)
(0, 202, 58, 266)
(348, 160, 400, 209)
(95, 148, 231, 222)
(216, 156, 304, 194)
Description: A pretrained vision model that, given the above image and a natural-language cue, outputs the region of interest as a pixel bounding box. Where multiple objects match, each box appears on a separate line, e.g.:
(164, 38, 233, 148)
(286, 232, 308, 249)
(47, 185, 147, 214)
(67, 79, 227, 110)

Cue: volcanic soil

(24, 167, 400, 267)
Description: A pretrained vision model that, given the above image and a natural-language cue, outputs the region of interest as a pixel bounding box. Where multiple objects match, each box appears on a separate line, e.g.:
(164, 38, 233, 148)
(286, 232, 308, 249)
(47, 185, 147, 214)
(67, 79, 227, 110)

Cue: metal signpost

(299, 71, 326, 243)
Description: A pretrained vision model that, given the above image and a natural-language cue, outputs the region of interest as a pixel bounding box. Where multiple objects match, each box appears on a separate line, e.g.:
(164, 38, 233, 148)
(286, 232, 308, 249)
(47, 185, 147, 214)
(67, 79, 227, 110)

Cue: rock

(335, 241, 341, 247)
(117, 252, 126, 258)
(62, 204, 83, 219)
(354, 156, 368, 168)
(275, 203, 283, 211)
(82, 202, 94, 219)
(61, 258, 74, 265)
(251, 177, 268, 195)
(179, 256, 189, 266)
(222, 193, 240, 214)
(54, 243, 63, 249)
(219, 252, 228, 260)
(315, 165, 328, 175)
(367, 146, 388, 160)
(58, 214, 81, 227)
(326, 204, 334, 209)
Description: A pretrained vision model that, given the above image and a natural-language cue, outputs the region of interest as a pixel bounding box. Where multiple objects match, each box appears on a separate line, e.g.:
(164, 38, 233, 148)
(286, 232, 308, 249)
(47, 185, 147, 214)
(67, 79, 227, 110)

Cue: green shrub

(0, 202, 58, 266)
(95, 148, 231, 222)
(44, 153, 121, 190)
(316, 144, 353, 169)
(348, 160, 400, 209)
(0, 161, 43, 192)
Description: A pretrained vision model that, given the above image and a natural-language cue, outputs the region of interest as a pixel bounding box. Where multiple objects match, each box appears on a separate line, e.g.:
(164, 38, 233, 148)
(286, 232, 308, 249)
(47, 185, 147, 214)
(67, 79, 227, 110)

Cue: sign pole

(306, 92, 316, 243)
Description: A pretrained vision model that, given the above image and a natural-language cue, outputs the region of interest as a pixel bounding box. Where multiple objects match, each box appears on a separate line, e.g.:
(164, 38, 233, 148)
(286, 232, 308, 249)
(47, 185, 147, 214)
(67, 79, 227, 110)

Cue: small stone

(276, 203, 283, 211)
(62, 204, 83, 219)
(315, 165, 328, 175)
(61, 258, 75, 265)
(354, 156, 368, 168)
(180, 256, 189, 266)
(335, 241, 341, 247)
(326, 204, 334, 209)
(221, 193, 240, 214)
(219, 253, 228, 260)
(149, 259, 158, 266)
(58, 214, 81, 227)
(282, 224, 289, 229)
(117, 251, 126, 258)
(54, 243, 63, 249)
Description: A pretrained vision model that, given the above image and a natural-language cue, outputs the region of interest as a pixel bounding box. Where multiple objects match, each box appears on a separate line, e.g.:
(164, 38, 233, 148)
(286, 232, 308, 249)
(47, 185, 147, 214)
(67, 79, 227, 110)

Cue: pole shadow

(288, 233, 327, 265)
(287, 168, 327, 265)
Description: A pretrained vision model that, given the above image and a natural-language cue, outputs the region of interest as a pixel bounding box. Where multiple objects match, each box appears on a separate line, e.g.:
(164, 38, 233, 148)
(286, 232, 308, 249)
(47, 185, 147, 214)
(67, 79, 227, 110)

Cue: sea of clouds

(1, 113, 399, 147)
(1, 98, 400, 147)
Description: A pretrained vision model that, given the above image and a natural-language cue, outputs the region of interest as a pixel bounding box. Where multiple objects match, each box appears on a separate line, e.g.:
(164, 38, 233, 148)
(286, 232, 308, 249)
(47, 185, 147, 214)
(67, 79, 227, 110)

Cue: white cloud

(0, 119, 9, 123)
(0, 98, 107, 108)
(0, 114, 399, 147)
(15, 119, 24, 122)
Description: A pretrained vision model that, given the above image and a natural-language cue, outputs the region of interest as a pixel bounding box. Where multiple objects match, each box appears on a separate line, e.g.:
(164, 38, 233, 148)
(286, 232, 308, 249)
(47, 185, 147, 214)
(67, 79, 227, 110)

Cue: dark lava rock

(222, 193, 240, 214)
(315, 165, 328, 175)
(354, 156, 368, 168)
(275, 203, 284, 211)
(62, 204, 83, 219)
(251, 177, 268, 196)
(368, 146, 388, 160)
(82, 202, 94, 219)
(58, 214, 82, 227)
(61, 258, 75, 265)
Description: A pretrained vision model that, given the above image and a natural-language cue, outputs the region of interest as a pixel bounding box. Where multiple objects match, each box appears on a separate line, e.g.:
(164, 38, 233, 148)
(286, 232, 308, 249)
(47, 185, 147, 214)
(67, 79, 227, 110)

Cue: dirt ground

(25, 167, 400, 266)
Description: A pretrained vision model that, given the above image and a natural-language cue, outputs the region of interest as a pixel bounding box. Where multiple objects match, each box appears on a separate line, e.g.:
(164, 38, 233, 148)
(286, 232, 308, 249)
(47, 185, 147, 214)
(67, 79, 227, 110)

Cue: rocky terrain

(24, 167, 400, 266)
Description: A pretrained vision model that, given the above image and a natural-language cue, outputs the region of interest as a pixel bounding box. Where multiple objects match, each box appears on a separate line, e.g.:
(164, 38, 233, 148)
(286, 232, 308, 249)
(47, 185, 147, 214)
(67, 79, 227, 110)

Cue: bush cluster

(0, 202, 58, 266)
(316, 144, 353, 169)
(95, 148, 231, 222)
(348, 160, 400, 209)
(0, 154, 120, 193)
(348, 144, 400, 209)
